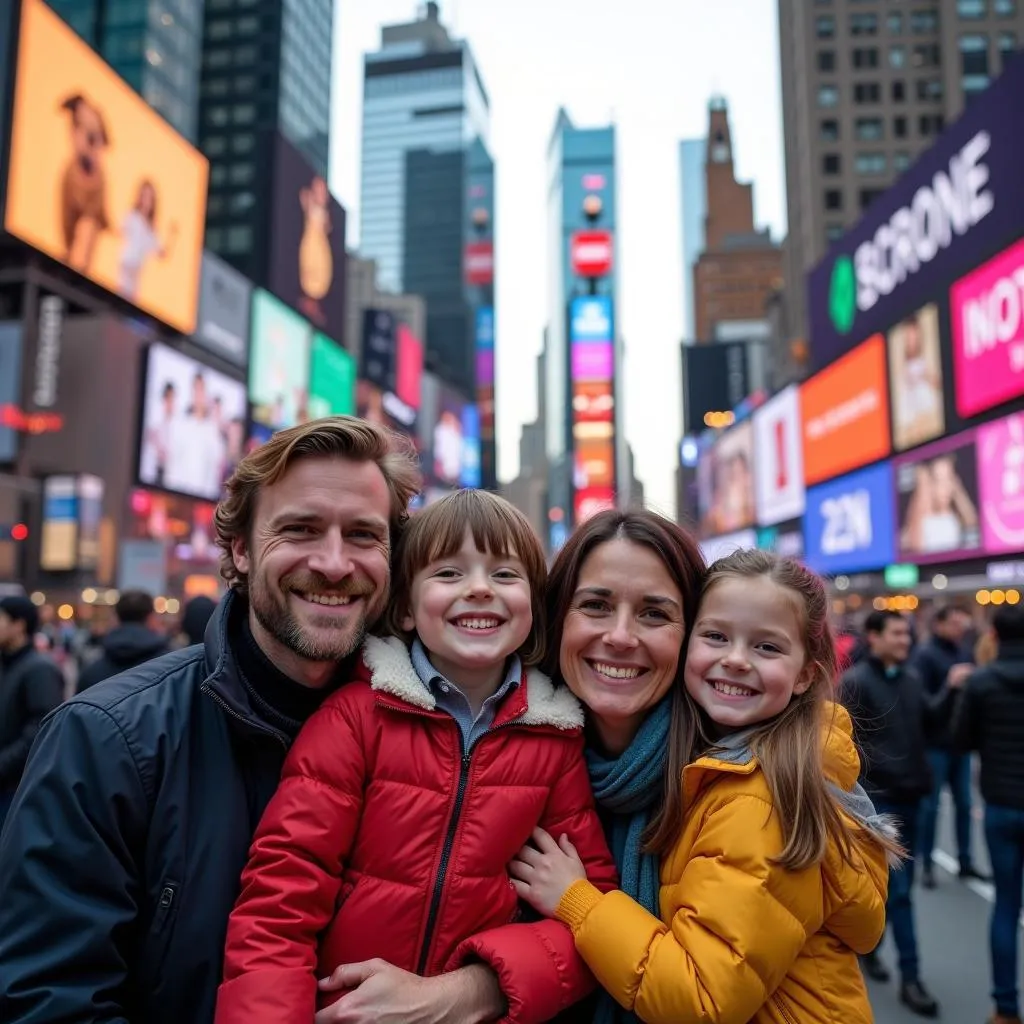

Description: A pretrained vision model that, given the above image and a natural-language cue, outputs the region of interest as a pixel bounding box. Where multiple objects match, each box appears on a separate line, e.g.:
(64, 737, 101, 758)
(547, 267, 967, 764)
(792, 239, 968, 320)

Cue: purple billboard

(807, 54, 1024, 372)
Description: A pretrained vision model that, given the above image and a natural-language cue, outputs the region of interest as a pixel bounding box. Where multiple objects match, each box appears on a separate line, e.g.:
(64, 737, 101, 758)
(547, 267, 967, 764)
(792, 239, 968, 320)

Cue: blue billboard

(459, 404, 482, 489)
(570, 296, 613, 343)
(804, 461, 896, 575)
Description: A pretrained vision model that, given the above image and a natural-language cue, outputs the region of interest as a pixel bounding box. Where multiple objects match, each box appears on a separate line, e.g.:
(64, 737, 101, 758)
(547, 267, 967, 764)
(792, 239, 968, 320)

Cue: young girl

(215, 489, 617, 1024)
(510, 549, 901, 1024)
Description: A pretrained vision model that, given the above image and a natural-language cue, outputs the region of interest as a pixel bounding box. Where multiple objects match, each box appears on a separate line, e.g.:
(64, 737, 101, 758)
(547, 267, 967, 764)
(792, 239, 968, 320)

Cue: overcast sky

(330, 0, 787, 517)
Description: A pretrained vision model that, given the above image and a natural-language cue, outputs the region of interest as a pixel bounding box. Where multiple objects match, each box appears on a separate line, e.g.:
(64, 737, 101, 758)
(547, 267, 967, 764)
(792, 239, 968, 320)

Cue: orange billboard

(800, 334, 890, 486)
(3, 0, 208, 334)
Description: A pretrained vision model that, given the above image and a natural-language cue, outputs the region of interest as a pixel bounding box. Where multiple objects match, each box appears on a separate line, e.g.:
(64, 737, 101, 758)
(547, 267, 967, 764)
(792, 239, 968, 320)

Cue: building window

(888, 12, 904, 33)
(205, 227, 224, 250)
(225, 226, 253, 254)
(823, 153, 842, 175)
(204, 78, 230, 98)
(957, 0, 987, 15)
(919, 113, 945, 135)
(825, 189, 843, 211)
(913, 43, 941, 66)
(228, 162, 254, 185)
(916, 76, 945, 99)
(960, 33, 991, 74)
(890, 45, 907, 67)
(204, 48, 231, 69)
(231, 132, 255, 154)
(854, 82, 882, 102)
(894, 151, 913, 172)
(856, 116, 885, 139)
(818, 50, 837, 71)
(851, 13, 879, 34)
(995, 0, 1017, 13)
(232, 103, 256, 125)
(206, 19, 231, 40)
(853, 46, 880, 67)
(892, 79, 907, 101)
(894, 115, 909, 137)
(235, 44, 258, 63)
(202, 135, 226, 156)
(210, 165, 228, 187)
(206, 106, 229, 127)
(911, 9, 940, 33)
(999, 31, 1018, 68)
(817, 15, 836, 37)
(820, 118, 840, 141)
(855, 152, 887, 175)
(818, 84, 840, 106)
(826, 225, 845, 243)
(229, 191, 256, 214)
(234, 74, 257, 92)
(236, 15, 259, 33)
(860, 188, 885, 210)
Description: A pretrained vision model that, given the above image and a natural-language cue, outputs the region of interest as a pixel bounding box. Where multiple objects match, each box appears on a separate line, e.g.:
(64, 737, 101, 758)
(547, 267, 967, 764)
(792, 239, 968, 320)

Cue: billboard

(701, 529, 758, 567)
(432, 387, 468, 488)
(888, 303, 945, 452)
(361, 310, 397, 393)
(395, 325, 423, 411)
(249, 290, 311, 431)
(951, 236, 1024, 419)
(0, 324, 23, 463)
(39, 473, 104, 572)
(570, 231, 613, 278)
(138, 342, 247, 501)
(753, 385, 805, 526)
(269, 135, 346, 341)
(804, 461, 897, 575)
(3, 0, 208, 335)
(697, 421, 756, 536)
(807, 55, 1024, 370)
(894, 430, 981, 564)
(978, 411, 1024, 555)
(681, 342, 751, 436)
(194, 251, 251, 367)
(308, 333, 355, 418)
(800, 334, 890, 486)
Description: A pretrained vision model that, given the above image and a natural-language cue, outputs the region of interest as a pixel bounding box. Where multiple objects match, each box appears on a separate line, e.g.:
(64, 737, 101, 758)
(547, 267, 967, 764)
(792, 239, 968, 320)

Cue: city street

(870, 795, 1009, 1024)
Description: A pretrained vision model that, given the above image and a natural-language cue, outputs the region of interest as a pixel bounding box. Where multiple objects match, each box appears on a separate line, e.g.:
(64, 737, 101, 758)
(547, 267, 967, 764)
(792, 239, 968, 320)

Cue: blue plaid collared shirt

(409, 638, 522, 753)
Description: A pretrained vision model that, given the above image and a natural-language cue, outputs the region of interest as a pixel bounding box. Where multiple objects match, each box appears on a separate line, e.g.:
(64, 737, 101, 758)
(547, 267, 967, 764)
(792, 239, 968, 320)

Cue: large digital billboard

(194, 251, 251, 368)
(888, 303, 946, 452)
(308, 333, 355, 418)
(800, 334, 890, 486)
(894, 429, 981, 564)
(248, 290, 311, 431)
(698, 421, 756, 537)
(804, 461, 897, 576)
(269, 135, 347, 342)
(137, 342, 246, 501)
(3, 0, 208, 335)
(978, 411, 1024, 555)
(682, 341, 751, 436)
(753, 385, 805, 527)
(951, 236, 1024, 419)
(807, 55, 1024, 370)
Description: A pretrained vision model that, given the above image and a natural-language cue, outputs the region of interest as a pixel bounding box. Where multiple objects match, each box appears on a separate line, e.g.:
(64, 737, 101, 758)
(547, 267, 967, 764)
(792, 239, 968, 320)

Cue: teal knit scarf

(585, 696, 671, 1024)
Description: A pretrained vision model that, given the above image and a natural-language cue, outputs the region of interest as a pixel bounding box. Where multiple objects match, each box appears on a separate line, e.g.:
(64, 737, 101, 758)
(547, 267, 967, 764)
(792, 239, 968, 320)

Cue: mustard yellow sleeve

(555, 795, 820, 1024)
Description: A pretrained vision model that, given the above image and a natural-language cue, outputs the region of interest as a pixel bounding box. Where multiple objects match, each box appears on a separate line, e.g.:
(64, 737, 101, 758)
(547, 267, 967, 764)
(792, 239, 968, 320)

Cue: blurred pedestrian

(976, 627, 998, 667)
(842, 609, 955, 1018)
(912, 605, 984, 887)
(76, 590, 168, 694)
(171, 594, 217, 649)
(954, 604, 1024, 1024)
(0, 596, 64, 830)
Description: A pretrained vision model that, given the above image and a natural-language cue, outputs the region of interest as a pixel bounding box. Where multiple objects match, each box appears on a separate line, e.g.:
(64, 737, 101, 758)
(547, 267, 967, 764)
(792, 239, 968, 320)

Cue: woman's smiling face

(559, 538, 686, 755)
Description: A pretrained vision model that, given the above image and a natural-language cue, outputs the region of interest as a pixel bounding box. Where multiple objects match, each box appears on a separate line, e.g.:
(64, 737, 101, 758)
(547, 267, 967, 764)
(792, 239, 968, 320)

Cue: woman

(542, 510, 706, 1023)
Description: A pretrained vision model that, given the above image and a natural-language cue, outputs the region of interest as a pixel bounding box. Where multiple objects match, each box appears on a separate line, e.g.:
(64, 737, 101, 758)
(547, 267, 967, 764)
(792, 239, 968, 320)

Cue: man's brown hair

(385, 489, 548, 667)
(214, 416, 422, 594)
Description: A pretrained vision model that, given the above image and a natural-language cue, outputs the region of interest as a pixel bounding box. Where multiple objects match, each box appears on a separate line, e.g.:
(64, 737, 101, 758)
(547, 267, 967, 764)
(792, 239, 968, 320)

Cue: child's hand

(508, 827, 587, 917)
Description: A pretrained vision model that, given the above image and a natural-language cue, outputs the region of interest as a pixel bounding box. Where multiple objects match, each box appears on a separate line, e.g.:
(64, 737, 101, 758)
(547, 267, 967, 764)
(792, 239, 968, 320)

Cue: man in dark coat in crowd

(76, 590, 168, 693)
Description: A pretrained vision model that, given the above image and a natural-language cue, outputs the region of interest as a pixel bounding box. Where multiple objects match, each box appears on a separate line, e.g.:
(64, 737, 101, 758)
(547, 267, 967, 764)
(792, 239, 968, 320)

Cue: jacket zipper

(202, 685, 288, 749)
(773, 994, 798, 1024)
(417, 749, 472, 975)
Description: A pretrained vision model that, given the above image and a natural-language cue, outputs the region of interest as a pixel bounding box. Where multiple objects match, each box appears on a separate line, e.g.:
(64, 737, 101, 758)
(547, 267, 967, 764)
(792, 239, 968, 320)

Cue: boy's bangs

(417, 492, 524, 567)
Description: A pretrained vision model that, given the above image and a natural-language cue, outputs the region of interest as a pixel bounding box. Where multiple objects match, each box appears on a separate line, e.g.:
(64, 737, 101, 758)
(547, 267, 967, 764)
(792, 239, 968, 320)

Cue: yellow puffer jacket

(556, 704, 890, 1024)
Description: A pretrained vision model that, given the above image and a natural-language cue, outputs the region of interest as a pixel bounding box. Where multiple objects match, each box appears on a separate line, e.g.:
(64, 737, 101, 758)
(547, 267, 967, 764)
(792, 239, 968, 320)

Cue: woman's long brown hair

(544, 509, 707, 854)
(657, 549, 903, 870)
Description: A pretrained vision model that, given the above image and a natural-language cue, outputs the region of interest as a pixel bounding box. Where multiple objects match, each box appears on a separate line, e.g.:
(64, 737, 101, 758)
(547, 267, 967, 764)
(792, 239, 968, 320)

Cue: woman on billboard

(901, 455, 979, 554)
(117, 180, 178, 301)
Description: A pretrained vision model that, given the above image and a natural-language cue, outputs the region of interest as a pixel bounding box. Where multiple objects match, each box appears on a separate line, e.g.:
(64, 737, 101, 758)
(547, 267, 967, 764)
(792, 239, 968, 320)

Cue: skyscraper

(679, 137, 707, 340)
(44, 0, 204, 141)
(778, 0, 1024, 348)
(358, 2, 493, 403)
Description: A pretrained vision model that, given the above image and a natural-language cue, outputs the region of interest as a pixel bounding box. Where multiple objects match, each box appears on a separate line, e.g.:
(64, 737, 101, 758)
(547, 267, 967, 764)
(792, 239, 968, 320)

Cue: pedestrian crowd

(0, 415, 1022, 1024)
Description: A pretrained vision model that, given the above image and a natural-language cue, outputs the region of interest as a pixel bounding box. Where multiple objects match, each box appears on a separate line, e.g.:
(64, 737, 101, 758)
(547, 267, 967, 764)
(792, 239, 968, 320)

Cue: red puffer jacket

(216, 636, 618, 1024)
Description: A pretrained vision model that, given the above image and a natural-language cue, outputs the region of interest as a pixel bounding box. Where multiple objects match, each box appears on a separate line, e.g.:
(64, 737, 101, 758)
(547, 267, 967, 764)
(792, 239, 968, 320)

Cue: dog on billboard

(298, 175, 333, 323)
(60, 93, 111, 274)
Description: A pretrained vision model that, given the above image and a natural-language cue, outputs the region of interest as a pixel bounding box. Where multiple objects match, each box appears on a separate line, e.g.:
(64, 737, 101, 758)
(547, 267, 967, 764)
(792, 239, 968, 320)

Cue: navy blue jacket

(0, 594, 291, 1024)
(910, 635, 971, 749)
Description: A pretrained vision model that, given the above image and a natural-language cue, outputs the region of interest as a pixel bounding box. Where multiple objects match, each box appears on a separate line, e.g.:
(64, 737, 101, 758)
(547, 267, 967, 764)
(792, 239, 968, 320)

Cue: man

(0, 418, 507, 1024)
(76, 589, 168, 693)
(954, 606, 1024, 1024)
(912, 604, 983, 887)
(842, 609, 959, 1018)
(0, 596, 65, 829)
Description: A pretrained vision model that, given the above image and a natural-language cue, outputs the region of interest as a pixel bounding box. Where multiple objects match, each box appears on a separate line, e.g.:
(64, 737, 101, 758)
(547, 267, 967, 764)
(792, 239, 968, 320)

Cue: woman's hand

(508, 827, 587, 917)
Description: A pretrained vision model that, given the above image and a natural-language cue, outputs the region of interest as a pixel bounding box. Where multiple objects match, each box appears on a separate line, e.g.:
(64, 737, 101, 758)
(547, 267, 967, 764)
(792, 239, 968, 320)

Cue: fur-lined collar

(361, 635, 584, 731)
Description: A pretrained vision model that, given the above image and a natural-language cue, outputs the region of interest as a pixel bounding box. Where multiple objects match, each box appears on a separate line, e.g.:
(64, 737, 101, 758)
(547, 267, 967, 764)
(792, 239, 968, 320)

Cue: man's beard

(248, 567, 386, 663)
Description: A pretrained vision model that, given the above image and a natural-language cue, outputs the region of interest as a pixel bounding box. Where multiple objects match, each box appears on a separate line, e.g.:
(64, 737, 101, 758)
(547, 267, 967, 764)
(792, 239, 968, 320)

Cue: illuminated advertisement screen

(752, 385, 805, 527)
(888, 303, 946, 452)
(697, 421, 756, 537)
(248, 290, 311, 431)
(894, 429, 981, 564)
(4, 0, 208, 334)
(308, 332, 355, 418)
(396, 324, 423, 411)
(138, 342, 247, 501)
(978, 411, 1024, 555)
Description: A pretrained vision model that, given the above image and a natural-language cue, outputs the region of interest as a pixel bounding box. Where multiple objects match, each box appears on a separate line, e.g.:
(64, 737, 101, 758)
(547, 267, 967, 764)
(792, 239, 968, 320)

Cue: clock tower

(703, 96, 755, 251)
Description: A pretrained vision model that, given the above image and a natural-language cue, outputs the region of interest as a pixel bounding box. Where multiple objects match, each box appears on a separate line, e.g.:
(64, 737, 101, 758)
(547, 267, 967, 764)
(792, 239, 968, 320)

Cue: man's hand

(947, 663, 974, 689)
(315, 960, 505, 1024)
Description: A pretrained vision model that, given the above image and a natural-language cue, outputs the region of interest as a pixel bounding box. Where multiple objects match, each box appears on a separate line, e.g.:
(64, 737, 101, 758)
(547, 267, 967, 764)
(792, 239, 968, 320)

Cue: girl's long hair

(654, 549, 903, 871)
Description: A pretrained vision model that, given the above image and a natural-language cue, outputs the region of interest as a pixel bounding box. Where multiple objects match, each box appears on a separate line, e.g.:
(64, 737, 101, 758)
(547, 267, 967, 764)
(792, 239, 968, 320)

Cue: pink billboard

(571, 341, 613, 382)
(951, 237, 1024, 418)
(978, 412, 1024, 555)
